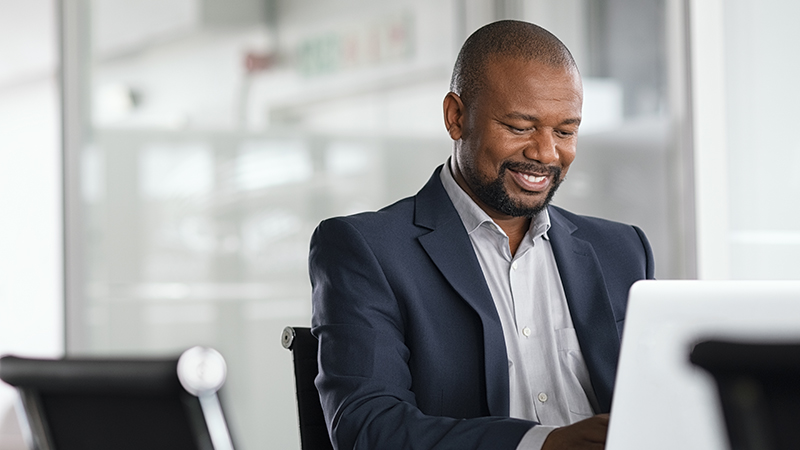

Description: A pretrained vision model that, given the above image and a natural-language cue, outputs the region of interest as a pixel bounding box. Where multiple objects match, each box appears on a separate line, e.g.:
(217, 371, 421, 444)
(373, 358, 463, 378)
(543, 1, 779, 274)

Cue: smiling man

(309, 20, 655, 450)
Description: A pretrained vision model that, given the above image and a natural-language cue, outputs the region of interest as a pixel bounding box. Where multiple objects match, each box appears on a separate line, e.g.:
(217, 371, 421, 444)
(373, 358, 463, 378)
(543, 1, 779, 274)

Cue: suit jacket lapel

(547, 206, 619, 412)
(414, 167, 511, 416)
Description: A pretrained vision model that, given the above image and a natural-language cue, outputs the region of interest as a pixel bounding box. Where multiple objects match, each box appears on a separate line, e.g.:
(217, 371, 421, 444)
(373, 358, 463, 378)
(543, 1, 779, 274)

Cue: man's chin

(513, 195, 549, 210)
(502, 188, 559, 217)
(498, 199, 549, 218)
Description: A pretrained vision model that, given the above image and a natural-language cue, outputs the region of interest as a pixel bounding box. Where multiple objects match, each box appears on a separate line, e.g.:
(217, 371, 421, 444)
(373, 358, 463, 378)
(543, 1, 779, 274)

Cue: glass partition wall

(62, 0, 692, 448)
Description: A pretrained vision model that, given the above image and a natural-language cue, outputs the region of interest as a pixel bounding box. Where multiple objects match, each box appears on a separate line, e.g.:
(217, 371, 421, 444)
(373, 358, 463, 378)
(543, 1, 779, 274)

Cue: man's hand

(541, 414, 609, 450)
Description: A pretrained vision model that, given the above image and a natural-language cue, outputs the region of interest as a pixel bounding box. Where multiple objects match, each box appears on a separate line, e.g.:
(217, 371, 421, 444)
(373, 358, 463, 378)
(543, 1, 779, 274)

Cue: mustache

(499, 160, 562, 180)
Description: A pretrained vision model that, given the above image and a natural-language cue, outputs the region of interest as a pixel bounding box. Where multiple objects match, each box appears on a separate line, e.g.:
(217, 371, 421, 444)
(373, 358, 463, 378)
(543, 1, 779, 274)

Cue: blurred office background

(1, 0, 799, 448)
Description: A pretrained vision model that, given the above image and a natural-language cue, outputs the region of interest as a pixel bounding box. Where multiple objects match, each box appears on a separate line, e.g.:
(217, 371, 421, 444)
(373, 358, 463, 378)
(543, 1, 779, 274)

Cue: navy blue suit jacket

(309, 166, 655, 449)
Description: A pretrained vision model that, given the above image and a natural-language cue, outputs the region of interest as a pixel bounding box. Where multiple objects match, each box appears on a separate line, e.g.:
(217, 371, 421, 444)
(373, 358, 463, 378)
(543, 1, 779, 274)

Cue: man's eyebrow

(503, 112, 582, 126)
(503, 112, 538, 122)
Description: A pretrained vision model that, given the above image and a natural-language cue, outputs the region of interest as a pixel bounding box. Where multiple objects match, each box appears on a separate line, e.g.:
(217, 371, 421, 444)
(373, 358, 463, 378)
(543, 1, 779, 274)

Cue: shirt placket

(482, 223, 535, 421)
(511, 238, 561, 425)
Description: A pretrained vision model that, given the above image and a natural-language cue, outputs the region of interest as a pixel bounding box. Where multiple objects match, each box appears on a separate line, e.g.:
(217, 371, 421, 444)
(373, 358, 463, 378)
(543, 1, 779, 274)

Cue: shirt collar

(439, 159, 551, 241)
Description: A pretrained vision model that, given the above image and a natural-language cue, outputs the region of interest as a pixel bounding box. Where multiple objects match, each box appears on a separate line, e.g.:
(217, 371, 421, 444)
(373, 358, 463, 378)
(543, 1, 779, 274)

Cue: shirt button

(522, 327, 531, 337)
(511, 261, 518, 270)
(538, 392, 548, 403)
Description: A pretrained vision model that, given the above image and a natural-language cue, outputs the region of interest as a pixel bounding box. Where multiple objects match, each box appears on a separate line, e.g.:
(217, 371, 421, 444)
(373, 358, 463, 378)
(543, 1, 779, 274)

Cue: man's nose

(523, 130, 559, 165)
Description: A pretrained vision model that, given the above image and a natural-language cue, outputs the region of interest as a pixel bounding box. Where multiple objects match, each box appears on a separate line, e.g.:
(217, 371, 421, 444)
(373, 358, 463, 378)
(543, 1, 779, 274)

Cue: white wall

(0, 0, 64, 447)
(723, 0, 800, 279)
(690, 0, 800, 280)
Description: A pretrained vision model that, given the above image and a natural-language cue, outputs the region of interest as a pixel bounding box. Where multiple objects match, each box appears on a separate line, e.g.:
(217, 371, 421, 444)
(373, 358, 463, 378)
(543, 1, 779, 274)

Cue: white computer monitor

(607, 280, 800, 450)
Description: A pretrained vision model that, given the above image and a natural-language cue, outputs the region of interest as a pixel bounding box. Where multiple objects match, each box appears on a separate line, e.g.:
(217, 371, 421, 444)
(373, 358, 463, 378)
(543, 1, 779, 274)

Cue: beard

(463, 160, 563, 218)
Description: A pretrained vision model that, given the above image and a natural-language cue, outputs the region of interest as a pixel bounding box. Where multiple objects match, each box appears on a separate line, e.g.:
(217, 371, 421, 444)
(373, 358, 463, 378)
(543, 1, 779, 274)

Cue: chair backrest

(0, 347, 234, 450)
(281, 326, 333, 450)
(691, 340, 800, 450)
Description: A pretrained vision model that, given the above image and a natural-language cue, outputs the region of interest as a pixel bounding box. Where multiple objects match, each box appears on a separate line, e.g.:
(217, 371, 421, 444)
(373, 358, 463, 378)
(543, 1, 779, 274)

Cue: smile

(521, 173, 546, 183)
(509, 169, 551, 192)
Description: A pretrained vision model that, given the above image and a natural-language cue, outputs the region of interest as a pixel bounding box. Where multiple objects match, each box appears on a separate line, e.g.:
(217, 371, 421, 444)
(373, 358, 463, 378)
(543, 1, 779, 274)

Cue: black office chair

(281, 326, 333, 450)
(0, 347, 234, 450)
(691, 340, 800, 450)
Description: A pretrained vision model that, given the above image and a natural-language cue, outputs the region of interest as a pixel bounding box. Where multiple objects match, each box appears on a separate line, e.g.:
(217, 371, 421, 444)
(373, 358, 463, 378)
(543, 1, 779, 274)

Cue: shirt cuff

(516, 425, 559, 450)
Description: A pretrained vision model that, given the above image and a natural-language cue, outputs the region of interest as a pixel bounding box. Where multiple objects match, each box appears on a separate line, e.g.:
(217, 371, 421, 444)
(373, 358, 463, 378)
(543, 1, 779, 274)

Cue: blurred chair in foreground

(282, 326, 333, 450)
(691, 340, 800, 450)
(0, 347, 234, 450)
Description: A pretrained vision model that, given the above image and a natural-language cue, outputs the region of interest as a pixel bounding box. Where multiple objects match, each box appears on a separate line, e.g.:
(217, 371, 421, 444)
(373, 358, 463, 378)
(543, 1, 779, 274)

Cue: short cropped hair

(450, 20, 577, 107)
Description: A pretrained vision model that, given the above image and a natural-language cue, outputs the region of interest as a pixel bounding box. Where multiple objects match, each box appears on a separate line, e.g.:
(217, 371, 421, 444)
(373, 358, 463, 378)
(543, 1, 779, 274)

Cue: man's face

(447, 57, 583, 219)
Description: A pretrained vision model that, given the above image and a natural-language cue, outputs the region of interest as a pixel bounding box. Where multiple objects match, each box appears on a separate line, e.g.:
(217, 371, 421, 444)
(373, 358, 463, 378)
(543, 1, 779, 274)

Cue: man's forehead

(476, 57, 583, 118)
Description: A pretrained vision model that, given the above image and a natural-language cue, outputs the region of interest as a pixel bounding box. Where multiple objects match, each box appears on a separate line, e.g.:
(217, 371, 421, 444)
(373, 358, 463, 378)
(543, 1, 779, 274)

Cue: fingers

(581, 415, 609, 443)
(541, 414, 610, 450)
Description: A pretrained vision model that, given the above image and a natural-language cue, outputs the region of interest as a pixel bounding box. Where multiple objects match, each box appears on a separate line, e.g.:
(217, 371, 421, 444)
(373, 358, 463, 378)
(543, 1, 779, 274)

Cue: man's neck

(494, 216, 531, 256)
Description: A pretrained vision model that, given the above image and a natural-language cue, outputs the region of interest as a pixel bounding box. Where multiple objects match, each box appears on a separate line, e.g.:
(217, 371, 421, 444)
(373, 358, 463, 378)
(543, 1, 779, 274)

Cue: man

(309, 20, 654, 449)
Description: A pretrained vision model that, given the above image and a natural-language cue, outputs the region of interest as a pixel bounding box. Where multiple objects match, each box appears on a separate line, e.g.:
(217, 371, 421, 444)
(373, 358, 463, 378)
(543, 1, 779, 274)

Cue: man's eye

(555, 129, 575, 137)
(508, 125, 529, 133)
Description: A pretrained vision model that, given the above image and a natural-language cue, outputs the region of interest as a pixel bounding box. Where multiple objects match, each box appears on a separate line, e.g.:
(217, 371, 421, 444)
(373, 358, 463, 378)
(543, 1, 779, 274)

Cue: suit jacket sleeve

(309, 217, 535, 450)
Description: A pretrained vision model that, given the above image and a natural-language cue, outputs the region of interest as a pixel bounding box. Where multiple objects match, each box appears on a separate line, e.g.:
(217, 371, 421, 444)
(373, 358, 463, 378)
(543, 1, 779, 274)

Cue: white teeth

(522, 174, 546, 183)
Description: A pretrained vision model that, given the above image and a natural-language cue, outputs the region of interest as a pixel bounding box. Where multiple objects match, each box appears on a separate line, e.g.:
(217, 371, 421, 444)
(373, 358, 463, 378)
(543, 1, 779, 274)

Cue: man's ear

(443, 92, 465, 141)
